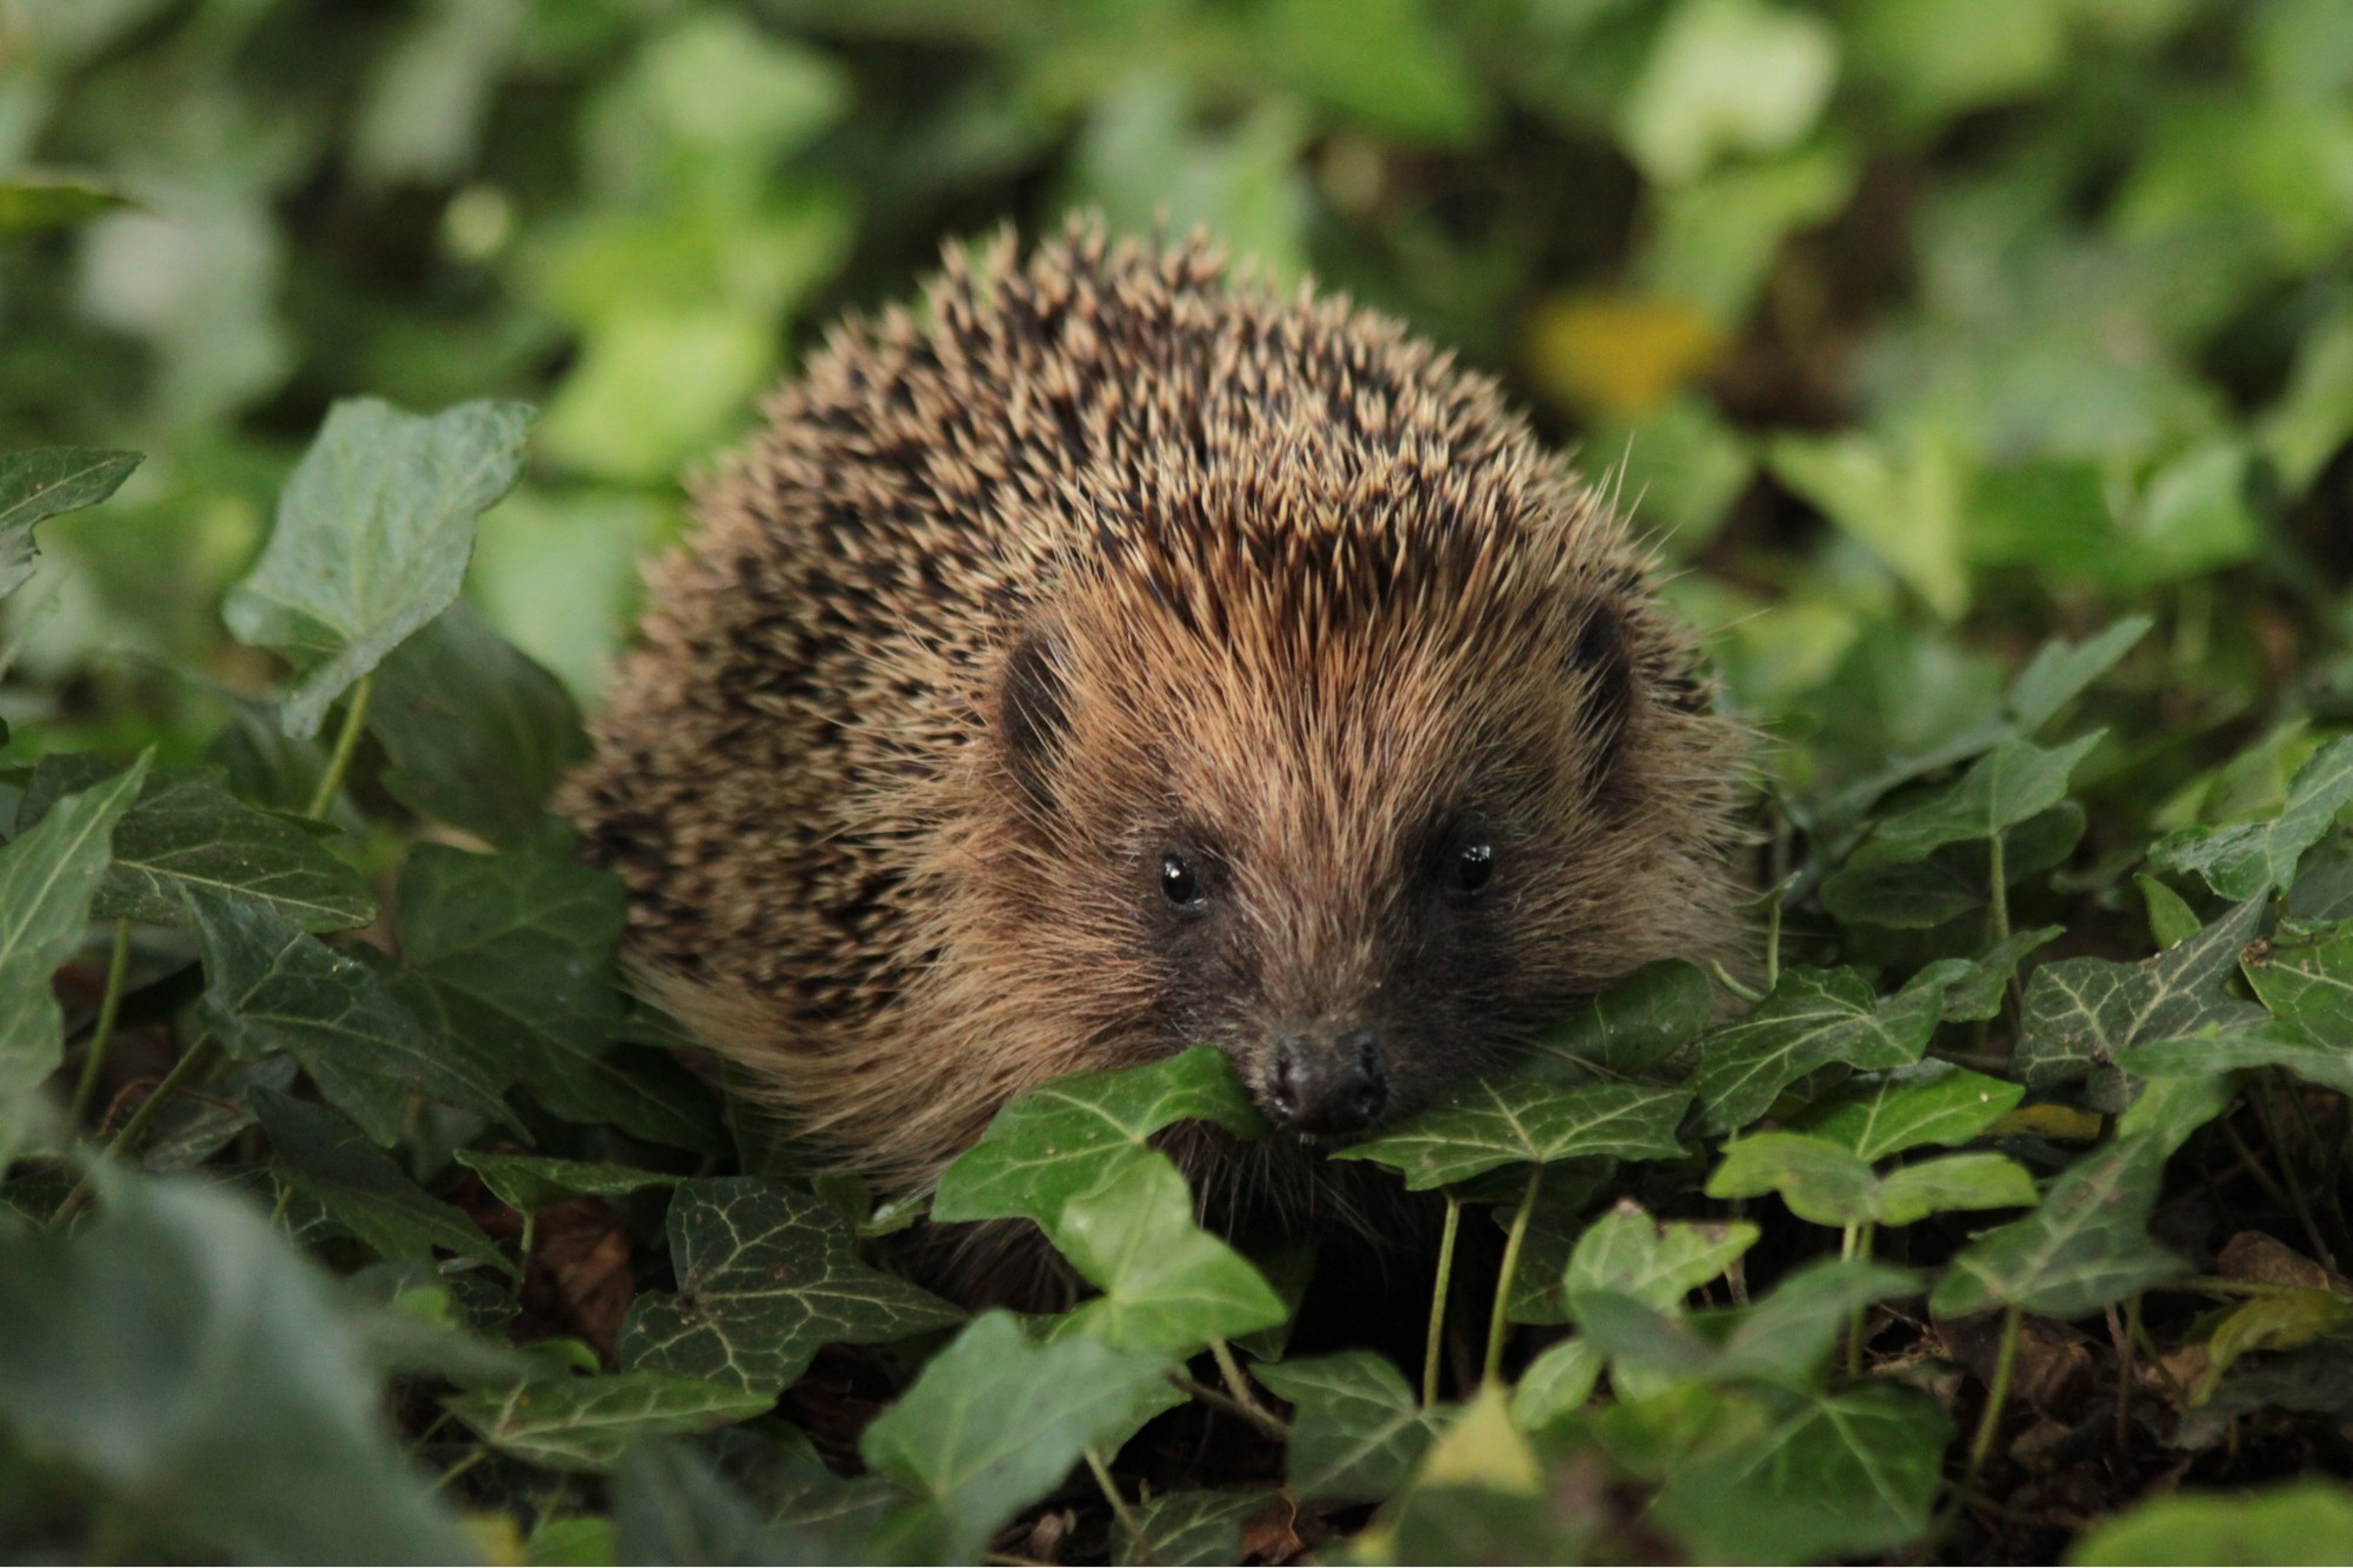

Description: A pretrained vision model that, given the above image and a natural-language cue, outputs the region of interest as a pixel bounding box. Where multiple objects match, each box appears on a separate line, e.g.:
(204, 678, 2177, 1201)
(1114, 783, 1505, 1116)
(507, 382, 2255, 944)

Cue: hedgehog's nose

(1267, 1026, 1388, 1136)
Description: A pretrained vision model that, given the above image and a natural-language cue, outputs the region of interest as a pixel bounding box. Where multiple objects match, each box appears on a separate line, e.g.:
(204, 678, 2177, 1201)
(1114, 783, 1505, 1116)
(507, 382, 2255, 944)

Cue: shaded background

(4, 0, 2352, 807)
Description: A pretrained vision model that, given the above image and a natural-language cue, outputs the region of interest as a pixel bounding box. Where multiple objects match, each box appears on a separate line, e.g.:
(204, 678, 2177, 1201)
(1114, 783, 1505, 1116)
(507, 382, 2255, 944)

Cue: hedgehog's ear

(1564, 594, 1635, 793)
(999, 622, 1072, 813)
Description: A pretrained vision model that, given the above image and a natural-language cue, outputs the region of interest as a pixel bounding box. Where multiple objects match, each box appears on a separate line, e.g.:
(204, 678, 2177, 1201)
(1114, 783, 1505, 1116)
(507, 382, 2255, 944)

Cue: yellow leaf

(1526, 292, 1721, 418)
(1412, 1382, 1541, 1496)
(1988, 1104, 2105, 1142)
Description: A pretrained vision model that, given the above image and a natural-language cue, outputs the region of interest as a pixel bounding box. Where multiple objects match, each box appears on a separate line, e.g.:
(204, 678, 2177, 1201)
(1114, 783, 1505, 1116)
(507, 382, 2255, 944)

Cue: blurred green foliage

(4, 0, 2350, 751)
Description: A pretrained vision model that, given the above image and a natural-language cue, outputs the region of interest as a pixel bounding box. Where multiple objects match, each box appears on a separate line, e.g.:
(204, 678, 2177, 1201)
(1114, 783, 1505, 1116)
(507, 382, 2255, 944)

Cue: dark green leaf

(369, 602, 589, 848)
(0, 448, 142, 603)
(1255, 1350, 1446, 1504)
(619, 1177, 962, 1395)
(2121, 1020, 2353, 1098)
(447, 1372, 774, 1473)
(1563, 1202, 1758, 1312)
(931, 1046, 1265, 1226)
(2005, 616, 2152, 732)
(1793, 1060, 2024, 1159)
(1508, 1336, 1606, 1429)
(1931, 1131, 2184, 1319)
(21, 758, 374, 931)
(1331, 1078, 1689, 1189)
(252, 1089, 509, 1275)
(858, 1312, 1181, 1562)
(2245, 921, 2353, 1044)
(1854, 732, 2102, 863)
(191, 887, 516, 1144)
(455, 1149, 680, 1215)
(1690, 968, 1944, 1135)
(1821, 806, 2083, 929)
(1527, 959, 1715, 1077)
(143, 1054, 297, 1173)
(2013, 894, 2268, 1089)
(223, 398, 532, 738)
(2151, 736, 2353, 899)
(1116, 1490, 1270, 1568)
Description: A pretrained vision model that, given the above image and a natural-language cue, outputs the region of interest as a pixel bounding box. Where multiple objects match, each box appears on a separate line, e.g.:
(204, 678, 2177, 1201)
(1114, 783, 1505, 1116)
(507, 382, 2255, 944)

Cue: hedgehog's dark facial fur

(564, 222, 1751, 1260)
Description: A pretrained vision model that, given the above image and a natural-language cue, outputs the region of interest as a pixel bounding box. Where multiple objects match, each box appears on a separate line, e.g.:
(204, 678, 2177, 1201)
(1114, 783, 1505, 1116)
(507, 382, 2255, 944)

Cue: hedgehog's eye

(1453, 840, 1494, 898)
(1160, 853, 1205, 909)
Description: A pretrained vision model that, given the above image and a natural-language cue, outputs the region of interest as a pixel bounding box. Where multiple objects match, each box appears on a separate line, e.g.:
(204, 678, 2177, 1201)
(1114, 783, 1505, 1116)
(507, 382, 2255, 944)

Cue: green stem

(306, 672, 374, 820)
(1844, 1223, 1874, 1378)
(1167, 1371, 1289, 1439)
(1987, 829, 2010, 946)
(1085, 1447, 1152, 1565)
(1961, 1305, 2022, 1493)
(1482, 1166, 1542, 1387)
(1425, 1190, 1462, 1407)
(48, 1036, 221, 1231)
(1711, 961, 1764, 1006)
(1764, 888, 1785, 993)
(67, 919, 133, 1127)
(1207, 1338, 1275, 1429)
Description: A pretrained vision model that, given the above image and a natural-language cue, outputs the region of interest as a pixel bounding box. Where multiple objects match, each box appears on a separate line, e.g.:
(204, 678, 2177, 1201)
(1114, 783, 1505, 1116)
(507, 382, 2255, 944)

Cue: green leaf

(0, 1170, 471, 1561)
(395, 843, 721, 1151)
(252, 1089, 509, 1275)
(0, 753, 146, 1159)
(1564, 1201, 1758, 1312)
(612, 1440, 819, 1567)
(0, 448, 142, 604)
(618, 1177, 962, 1396)
(1332, 1079, 1689, 1190)
(931, 1046, 1266, 1226)
(1689, 968, 1944, 1135)
(2245, 920, 2353, 1045)
(1868, 1152, 2038, 1225)
(1527, 959, 1715, 1078)
(1509, 1336, 1606, 1430)
(2202, 1289, 2353, 1391)
(2069, 1482, 2353, 1567)
(2014, 894, 2268, 1090)
(1578, 1259, 1914, 1391)
(1649, 1383, 1951, 1564)
(446, 1372, 774, 1473)
(191, 887, 517, 1145)
(1921, 926, 2066, 1021)
(455, 1149, 680, 1215)
(1858, 732, 2103, 865)
(1931, 1131, 2184, 1319)
(2005, 616, 2153, 733)
(1767, 427, 1967, 620)
(1706, 1133, 2034, 1227)
(1255, 1350, 1447, 1504)
(20, 758, 373, 932)
(1792, 1060, 2025, 1160)
(2151, 736, 2353, 899)
(0, 180, 133, 241)
(1116, 1490, 1269, 1568)
(2121, 1019, 2353, 1099)
(223, 398, 533, 738)
(1053, 1152, 1286, 1354)
(858, 1312, 1181, 1562)
(2138, 872, 2204, 947)
(368, 602, 589, 848)
(1821, 806, 2085, 929)
(1618, 0, 1839, 187)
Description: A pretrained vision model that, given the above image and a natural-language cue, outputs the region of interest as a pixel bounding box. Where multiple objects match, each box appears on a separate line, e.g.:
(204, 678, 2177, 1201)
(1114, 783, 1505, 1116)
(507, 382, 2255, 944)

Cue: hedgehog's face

(985, 547, 1710, 1143)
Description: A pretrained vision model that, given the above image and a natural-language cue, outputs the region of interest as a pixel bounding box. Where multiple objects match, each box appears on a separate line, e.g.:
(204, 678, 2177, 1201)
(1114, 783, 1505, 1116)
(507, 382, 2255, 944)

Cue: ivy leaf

(1052, 1152, 1285, 1355)
(20, 758, 374, 932)
(858, 1312, 1181, 1563)
(1689, 968, 1944, 1136)
(1115, 1490, 1269, 1568)
(618, 1177, 962, 1396)
(931, 1046, 1266, 1226)
(1255, 1351, 1447, 1504)
(0, 181, 133, 242)
(446, 1372, 774, 1473)
(454, 1150, 681, 1215)
(190, 887, 518, 1146)
(1931, 1130, 2185, 1319)
(0, 753, 146, 1160)
(2121, 1020, 2353, 1099)
(0, 1169, 471, 1562)
(1650, 1383, 1951, 1564)
(2201, 1290, 2353, 1394)
(2072, 1483, 2353, 1567)
(1820, 806, 2085, 929)
(367, 602, 589, 849)
(2013, 894, 2268, 1090)
(1706, 1133, 2034, 1227)
(2004, 616, 2151, 732)
(2151, 736, 2353, 899)
(1509, 1336, 1607, 1430)
(1577, 1259, 1914, 1391)
(1854, 732, 2102, 864)
(223, 398, 532, 738)
(1564, 1201, 1758, 1312)
(252, 1092, 508, 1276)
(1792, 1060, 2025, 1159)
(1917, 926, 2066, 1021)
(2245, 922, 2353, 1044)
(1526, 959, 1715, 1078)
(1329, 1079, 1690, 1190)
(0, 447, 142, 603)
(394, 843, 721, 1151)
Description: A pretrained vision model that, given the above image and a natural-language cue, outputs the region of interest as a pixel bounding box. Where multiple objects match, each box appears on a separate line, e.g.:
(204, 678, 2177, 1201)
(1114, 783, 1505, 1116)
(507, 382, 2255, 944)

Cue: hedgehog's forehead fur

(563, 219, 1749, 1223)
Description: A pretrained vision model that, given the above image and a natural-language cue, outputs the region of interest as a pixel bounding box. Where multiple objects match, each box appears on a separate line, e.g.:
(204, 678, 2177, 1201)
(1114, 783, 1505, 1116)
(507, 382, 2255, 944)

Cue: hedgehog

(563, 223, 1749, 1295)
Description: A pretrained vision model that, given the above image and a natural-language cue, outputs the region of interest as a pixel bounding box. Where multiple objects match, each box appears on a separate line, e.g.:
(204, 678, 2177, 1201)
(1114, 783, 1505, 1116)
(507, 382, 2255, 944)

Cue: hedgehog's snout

(1264, 1023, 1388, 1137)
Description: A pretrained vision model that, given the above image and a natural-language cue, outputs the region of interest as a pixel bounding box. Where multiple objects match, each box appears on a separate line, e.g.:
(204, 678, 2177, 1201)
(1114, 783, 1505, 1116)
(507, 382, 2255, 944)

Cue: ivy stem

(1711, 961, 1764, 1006)
(1962, 1305, 2022, 1493)
(1844, 1223, 1875, 1378)
(49, 1035, 222, 1230)
(1764, 889, 1785, 993)
(1085, 1446, 1152, 1565)
(1482, 1166, 1542, 1387)
(1424, 1190, 1462, 1406)
(305, 672, 374, 820)
(1986, 829, 2010, 946)
(1207, 1339, 1275, 1430)
(66, 919, 133, 1127)
(1167, 1372, 1289, 1440)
